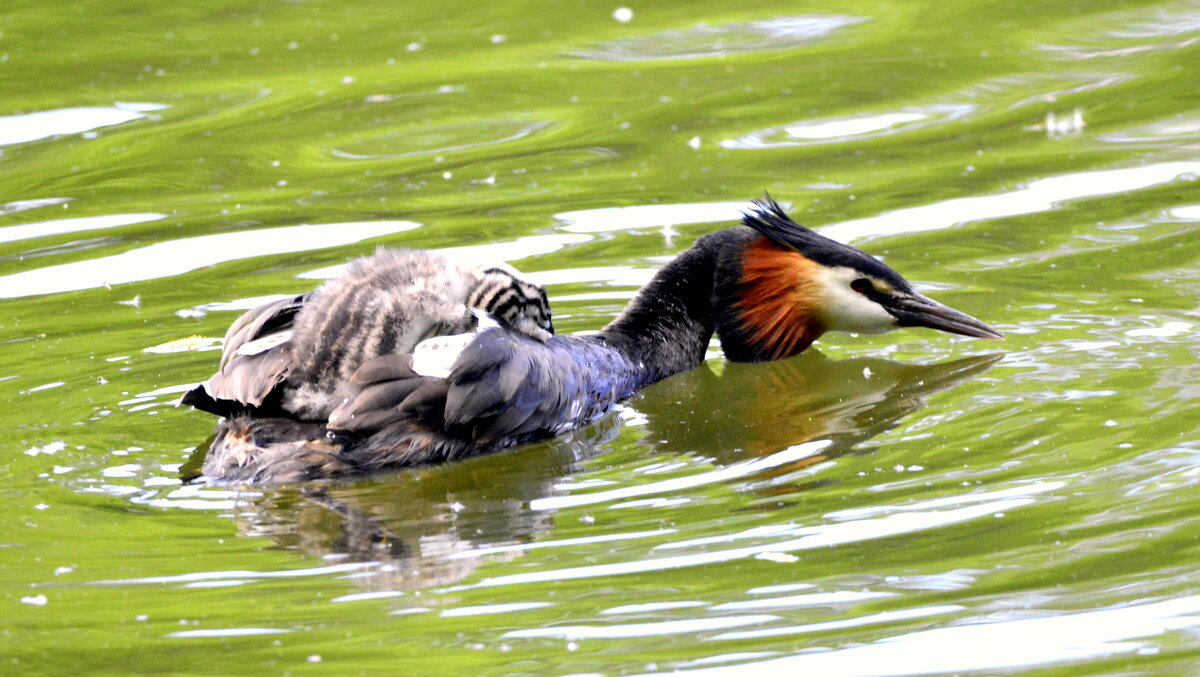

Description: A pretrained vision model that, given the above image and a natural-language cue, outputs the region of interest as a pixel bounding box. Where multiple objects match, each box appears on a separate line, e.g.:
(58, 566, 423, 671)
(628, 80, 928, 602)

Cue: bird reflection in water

(635, 350, 1004, 500)
(184, 351, 1001, 592)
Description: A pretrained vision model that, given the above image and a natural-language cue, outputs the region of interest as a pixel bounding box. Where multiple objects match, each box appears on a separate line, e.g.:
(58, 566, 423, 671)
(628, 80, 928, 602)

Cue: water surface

(3, 0, 1199, 674)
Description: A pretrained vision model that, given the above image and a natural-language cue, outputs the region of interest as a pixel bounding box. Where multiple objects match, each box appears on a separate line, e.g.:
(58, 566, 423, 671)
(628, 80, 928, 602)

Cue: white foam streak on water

(549, 161, 1199, 245)
(441, 602, 553, 617)
(785, 112, 928, 140)
(823, 481, 1067, 521)
(166, 628, 290, 639)
(634, 595, 1200, 676)
(0, 221, 421, 298)
(447, 528, 675, 560)
(436, 234, 593, 267)
(502, 614, 780, 640)
(1170, 204, 1200, 219)
(136, 383, 199, 398)
(474, 496, 1034, 588)
(330, 591, 404, 603)
(712, 591, 895, 611)
(569, 15, 864, 61)
(821, 160, 1200, 242)
(710, 605, 964, 641)
(182, 293, 299, 315)
(0, 212, 166, 245)
(122, 483, 251, 513)
(721, 105, 976, 149)
(92, 561, 375, 586)
(21, 160, 1186, 299)
(554, 202, 757, 233)
(524, 265, 656, 288)
(0, 103, 169, 146)
(0, 197, 72, 215)
(529, 441, 831, 511)
(297, 233, 592, 279)
(601, 601, 710, 615)
(653, 524, 820, 552)
(1126, 321, 1192, 338)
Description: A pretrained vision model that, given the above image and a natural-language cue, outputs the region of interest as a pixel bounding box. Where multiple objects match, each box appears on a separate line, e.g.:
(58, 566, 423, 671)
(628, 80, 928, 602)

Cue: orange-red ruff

(734, 237, 828, 361)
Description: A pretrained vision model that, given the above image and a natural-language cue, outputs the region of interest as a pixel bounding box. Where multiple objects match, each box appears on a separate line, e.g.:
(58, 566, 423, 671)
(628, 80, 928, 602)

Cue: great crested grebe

(183, 197, 1001, 483)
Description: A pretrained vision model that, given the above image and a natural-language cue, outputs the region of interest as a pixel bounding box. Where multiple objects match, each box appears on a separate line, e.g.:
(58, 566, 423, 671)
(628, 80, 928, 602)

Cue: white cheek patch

(816, 267, 898, 334)
(412, 309, 500, 379)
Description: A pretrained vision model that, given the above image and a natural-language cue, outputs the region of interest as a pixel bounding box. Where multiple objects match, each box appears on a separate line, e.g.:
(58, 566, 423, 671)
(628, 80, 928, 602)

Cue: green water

(3, 0, 1200, 674)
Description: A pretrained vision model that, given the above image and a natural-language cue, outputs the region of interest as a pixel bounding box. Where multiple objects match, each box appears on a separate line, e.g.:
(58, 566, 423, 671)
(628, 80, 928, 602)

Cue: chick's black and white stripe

(467, 265, 553, 339)
(284, 250, 475, 418)
(182, 248, 554, 423)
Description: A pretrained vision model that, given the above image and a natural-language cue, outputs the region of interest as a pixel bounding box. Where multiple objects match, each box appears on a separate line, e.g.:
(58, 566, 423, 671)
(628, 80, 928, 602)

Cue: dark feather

(331, 379, 424, 425)
(180, 294, 307, 416)
(218, 294, 307, 365)
(396, 379, 452, 428)
(349, 353, 417, 386)
(742, 195, 913, 293)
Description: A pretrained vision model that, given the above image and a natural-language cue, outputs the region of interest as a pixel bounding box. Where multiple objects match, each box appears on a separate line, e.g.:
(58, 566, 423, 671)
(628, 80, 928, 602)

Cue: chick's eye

(850, 278, 873, 294)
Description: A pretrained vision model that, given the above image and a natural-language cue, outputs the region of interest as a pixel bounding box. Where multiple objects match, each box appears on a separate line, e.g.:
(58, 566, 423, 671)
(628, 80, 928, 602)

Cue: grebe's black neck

(597, 229, 757, 386)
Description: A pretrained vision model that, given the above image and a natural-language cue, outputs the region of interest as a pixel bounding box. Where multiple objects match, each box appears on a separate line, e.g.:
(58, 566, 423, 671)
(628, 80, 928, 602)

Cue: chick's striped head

(468, 263, 554, 341)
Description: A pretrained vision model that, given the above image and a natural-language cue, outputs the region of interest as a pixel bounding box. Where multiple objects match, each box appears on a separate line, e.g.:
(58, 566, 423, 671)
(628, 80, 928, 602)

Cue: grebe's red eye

(850, 278, 873, 294)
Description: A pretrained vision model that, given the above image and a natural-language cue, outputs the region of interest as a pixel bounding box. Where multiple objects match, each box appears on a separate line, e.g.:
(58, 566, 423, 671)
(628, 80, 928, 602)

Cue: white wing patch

(235, 330, 293, 356)
(412, 309, 500, 379)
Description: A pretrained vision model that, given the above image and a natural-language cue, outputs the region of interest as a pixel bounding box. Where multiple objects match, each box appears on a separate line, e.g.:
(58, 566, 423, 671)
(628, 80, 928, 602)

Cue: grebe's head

(716, 196, 1002, 362)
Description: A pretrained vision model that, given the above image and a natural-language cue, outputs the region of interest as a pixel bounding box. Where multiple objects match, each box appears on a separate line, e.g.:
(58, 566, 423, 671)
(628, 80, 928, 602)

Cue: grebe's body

(184, 199, 1000, 483)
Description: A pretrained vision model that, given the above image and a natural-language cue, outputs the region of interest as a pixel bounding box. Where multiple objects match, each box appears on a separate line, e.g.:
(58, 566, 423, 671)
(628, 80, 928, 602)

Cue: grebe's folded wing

(329, 328, 632, 447)
(181, 293, 307, 416)
(326, 353, 434, 432)
(218, 294, 307, 368)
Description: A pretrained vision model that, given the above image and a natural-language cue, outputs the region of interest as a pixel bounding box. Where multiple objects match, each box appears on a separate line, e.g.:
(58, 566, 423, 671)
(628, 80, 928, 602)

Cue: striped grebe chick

(181, 248, 552, 422)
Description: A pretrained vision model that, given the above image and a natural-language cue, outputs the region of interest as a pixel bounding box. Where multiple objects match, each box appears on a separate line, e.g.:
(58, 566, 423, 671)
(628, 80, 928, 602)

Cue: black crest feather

(741, 194, 913, 293)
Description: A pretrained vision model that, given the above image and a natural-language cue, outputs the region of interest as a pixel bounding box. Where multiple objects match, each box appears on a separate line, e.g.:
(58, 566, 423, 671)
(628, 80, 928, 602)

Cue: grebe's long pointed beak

(888, 293, 1004, 340)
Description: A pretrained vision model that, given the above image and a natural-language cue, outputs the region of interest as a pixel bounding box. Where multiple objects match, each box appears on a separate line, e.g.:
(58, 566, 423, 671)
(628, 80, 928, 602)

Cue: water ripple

(330, 119, 551, 159)
(722, 105, 974, 149)
(0, 197, 71, 216)
(712, 591, 895, 611)
(530, 441, 830, 511)
(821, 160, 1200, 242)
(710, 605, 963, 641)
(0, 220, 421, 298)
(0, 103, 168, 146)
(555, 201, 760, 234)
(1100, 114, 1200, 144)
(92, 561, 375, 586)
(568, 15, 868, 61)
(297, 233, 590, 279)
(167, 627, 290, 639)
(503, 614, 780, 640)
(0, 212, 165, 245)
(636, 595, 1200, 676)
(476, 492, 1047, 589)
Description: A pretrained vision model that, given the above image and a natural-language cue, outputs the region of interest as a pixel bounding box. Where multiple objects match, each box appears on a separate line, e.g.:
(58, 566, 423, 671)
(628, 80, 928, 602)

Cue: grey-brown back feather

(183, 248, 554, 421)
(181, 294, 307, 416)
(188, 247, 558, 480)
(283, 250, 477, 419)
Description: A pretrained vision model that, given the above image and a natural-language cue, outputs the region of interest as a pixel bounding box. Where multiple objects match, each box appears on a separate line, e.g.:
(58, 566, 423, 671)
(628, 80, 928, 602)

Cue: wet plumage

(184, 198, 1001, 483)
(182, 248, 553, 423)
